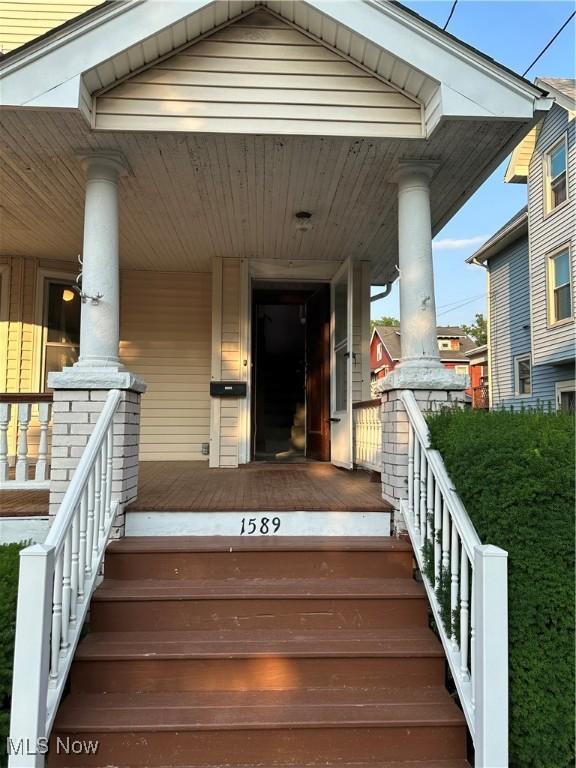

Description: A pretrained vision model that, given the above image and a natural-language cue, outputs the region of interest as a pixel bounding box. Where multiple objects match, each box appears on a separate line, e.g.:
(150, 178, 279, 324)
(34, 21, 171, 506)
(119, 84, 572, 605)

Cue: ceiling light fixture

(295, 211, 313, 232)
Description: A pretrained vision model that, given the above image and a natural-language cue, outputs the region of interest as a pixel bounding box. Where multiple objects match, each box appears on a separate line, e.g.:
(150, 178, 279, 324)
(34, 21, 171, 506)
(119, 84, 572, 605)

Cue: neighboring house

(371, 325, 474, 382)
(0, 3, 550, 766)
(466, 344, 489, 409)
(469, 78, 575, 411)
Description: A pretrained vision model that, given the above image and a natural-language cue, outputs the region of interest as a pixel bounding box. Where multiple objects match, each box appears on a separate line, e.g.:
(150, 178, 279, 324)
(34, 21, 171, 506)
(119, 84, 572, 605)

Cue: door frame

(240, 260, 340, 464)
(329, 258, 354, 469)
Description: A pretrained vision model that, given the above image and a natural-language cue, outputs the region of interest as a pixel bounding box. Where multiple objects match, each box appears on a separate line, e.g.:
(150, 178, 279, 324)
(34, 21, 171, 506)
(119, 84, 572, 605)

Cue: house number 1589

(240, 517, 281, 535)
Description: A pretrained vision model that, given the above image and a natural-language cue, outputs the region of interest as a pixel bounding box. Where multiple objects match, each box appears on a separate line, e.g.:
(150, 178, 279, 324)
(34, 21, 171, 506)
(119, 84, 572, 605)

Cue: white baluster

(50, 551, 64, 683)
(78, 489, 88, 601)
(450, 524, 460, 649)
(93, 456, 102, 555)
(15, 403, 31, 482)
(35, 401, 51, 481)
(460, 547, 470, 680)
(407, 426, 414, 521)
(426, 463, 434, 548)
(470, 572, 476, 710)
(85, 470, 95, 578)
(105, 425, 114, 521)
(99, 442, 107, 541)
(60, 529, 72, 651)
(413, 439, 420, 536)
(419, 451, 426, 547)
(70, 509, 80, 627)
(0, 402, 10, 482)
(434, 482, 442, 589)
(441, 500, 450, 575)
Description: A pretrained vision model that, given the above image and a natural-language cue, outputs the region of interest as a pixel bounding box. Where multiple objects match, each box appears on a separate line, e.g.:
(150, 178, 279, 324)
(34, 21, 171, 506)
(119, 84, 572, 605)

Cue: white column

(49, 153, 144, 392)
(381, 163, 464, 391)
(77, 154, 123, 370)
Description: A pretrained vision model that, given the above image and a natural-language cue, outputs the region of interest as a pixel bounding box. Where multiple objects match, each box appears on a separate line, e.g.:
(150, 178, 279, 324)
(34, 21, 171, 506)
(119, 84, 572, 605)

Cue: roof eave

(467, 212, 528, 265)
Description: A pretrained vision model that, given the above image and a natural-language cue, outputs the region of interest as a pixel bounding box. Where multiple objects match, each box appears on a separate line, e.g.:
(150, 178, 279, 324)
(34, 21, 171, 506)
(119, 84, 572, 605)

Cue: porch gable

(93, 8, 423, 138)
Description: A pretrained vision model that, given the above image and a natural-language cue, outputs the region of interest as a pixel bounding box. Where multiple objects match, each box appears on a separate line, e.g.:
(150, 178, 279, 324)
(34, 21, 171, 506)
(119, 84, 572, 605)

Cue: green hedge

(0, 543, 24, 768)
(428, 408, 575, 768)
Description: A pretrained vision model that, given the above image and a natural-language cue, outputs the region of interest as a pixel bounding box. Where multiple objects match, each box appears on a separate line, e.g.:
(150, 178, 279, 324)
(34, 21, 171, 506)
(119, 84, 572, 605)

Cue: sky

(371, 0, 576, 327)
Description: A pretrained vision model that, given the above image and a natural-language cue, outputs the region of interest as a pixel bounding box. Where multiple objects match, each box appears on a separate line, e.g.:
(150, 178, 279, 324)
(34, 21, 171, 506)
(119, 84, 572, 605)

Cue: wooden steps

(50, 536, 470, 767)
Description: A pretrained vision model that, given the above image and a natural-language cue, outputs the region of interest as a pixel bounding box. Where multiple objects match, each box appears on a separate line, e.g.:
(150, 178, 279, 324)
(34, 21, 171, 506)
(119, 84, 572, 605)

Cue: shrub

(0, 543, 25, 768)
(428, 408, 575, 768)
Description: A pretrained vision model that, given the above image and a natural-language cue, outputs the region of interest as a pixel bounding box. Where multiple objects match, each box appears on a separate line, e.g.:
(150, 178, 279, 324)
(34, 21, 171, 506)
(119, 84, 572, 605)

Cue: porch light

(62, 288, 76, 302)
(295, 211, 313, 232)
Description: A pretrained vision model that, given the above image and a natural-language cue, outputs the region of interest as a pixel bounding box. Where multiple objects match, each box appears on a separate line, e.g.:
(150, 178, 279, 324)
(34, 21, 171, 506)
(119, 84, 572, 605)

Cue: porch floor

(128, 462, 390, 513)
(0, 462, 391, 517)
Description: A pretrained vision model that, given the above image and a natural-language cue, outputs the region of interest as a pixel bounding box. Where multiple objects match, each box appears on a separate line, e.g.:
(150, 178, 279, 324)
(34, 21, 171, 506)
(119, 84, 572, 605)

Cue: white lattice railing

(353, 399, 382, 471)
(400, 390, 508, 768)
(8, 389, 122, 768)
(0, 394, 53, 489)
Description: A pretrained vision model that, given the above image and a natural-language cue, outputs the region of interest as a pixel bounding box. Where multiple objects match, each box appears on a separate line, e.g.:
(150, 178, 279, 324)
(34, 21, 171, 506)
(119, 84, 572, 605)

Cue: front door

(330, 260, 353, 468)
(305, 285, 331, 461)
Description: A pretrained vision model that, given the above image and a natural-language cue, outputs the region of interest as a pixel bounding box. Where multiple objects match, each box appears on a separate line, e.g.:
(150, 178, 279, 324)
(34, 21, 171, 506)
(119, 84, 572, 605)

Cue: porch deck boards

(130, 462, 390, 513)
(0, 462, 391, 517)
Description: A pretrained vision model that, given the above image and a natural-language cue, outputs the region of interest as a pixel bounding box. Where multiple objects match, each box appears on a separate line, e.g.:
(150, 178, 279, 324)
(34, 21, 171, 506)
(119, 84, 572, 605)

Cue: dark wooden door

(305, 285, 330, 461)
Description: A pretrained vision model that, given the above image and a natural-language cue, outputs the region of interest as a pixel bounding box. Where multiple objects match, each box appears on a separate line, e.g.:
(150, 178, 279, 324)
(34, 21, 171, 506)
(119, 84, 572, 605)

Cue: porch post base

(376, 362, 467, 392)
(378, 388, 468, 536)
(48, 370, 146, 536)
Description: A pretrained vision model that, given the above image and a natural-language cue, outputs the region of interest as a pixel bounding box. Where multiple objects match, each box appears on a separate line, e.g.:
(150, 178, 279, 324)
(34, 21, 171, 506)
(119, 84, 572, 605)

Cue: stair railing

(8, 389, 122, 768)
(400, 389, 508, 768)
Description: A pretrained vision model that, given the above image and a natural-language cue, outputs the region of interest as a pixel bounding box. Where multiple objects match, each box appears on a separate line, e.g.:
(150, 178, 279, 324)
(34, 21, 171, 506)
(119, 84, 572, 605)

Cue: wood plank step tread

(54, 688, 466, 732)
(135, 762, 471, 768)
(109, 536, 410, 553)
(76, 627, 444, 660)
(93, 577, 425, 601)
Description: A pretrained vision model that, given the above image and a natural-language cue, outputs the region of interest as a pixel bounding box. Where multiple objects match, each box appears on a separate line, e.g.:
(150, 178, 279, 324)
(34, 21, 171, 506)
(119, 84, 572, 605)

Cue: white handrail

(400, 390, 508, 768)
(8, 390, 122, 768)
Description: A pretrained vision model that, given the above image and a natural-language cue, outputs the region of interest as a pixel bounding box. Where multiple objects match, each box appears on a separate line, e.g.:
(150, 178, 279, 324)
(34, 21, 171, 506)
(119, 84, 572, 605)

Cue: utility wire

(522, 10, 575, 77)
(443, 0, 459, 31)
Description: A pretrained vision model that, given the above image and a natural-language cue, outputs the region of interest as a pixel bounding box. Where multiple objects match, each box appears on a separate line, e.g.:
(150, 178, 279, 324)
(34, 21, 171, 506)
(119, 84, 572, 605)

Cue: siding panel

(489, 236, 565, 409)
(0, 1, 101, 53)
(119, 270, 212, 462)
(94, 9, 423, 138)
(528, 104, 576, 366)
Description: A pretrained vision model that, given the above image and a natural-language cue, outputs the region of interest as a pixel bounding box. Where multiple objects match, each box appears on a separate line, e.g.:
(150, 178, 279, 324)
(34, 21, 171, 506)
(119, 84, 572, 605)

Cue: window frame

(514, 354, 532, 397)
(547, 244, 573, 326)
(33, 268, 79, 392)
(543, 134, 569, 215)
(555, 379, 576, 412)
(376, 342, 382, 361)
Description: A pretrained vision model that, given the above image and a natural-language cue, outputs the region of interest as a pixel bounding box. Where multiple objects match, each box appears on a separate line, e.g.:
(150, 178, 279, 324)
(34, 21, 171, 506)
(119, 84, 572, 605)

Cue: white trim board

(126, 510, 391, 537)
(0, 517, 51, 545)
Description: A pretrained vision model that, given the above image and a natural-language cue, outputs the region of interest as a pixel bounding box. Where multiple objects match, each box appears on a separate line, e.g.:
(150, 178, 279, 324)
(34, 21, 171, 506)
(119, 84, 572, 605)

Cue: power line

(437, 293, 486, 310)
(437, 294, 486, 317)
(522, 10, 575, 77)
(443, 0, 459, 31)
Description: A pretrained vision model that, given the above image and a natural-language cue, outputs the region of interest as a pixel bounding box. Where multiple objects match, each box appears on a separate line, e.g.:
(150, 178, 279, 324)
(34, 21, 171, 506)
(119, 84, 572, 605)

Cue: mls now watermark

(7, 737, 99, 757)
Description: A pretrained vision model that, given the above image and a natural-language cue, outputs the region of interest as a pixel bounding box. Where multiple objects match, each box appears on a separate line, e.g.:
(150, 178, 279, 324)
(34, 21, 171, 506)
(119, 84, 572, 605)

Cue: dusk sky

(371, 0, 576, 326)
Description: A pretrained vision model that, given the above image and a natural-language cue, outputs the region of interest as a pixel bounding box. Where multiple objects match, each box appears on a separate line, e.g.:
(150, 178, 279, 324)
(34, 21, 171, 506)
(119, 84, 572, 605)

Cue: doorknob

(327, 417, 341, 423)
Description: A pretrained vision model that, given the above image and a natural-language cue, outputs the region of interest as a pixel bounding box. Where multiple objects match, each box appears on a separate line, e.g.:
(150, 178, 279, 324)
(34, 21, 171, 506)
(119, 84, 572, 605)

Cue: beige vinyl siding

(528, 104, 576, 367)
(0, 1, 101, 53)
(94, 9, 423, 138)
(5, 256, 36, 393)
(505, 124, 541, 183)
(119, 270, 212, 462)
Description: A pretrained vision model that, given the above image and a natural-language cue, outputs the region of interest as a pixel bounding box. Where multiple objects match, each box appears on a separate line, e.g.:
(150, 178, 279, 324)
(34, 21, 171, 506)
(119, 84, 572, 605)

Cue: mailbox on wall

(210, 381, 247, 397)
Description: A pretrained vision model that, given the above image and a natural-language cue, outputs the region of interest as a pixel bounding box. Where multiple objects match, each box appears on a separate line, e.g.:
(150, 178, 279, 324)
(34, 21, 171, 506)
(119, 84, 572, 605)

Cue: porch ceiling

(0, 108, 526, 281)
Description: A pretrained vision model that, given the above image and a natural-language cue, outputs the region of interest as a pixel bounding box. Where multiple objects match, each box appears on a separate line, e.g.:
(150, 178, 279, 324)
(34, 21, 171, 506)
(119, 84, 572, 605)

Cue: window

(43, 280, 81, 389)
(556, 380, 576, 413)
(376, 342, 383, 361)
(455, 365, 468, 375)
(515, 355, 532, 396)
(438, 339, 451, 350)
(548, 248, 572, 323)
(545, 138, 567, 212)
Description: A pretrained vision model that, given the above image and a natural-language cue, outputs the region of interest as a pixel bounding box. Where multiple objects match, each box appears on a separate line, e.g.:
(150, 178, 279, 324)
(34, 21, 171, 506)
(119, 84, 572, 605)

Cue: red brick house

(371, 325, 474, 383)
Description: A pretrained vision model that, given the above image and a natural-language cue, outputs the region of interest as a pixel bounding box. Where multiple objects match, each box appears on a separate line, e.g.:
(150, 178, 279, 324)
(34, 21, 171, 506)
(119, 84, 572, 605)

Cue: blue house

(469, 78, 575, 411)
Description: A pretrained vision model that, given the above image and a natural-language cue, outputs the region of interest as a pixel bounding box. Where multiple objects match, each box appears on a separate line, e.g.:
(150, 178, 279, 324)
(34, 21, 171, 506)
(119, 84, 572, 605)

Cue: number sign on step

(240, 517, 281, 535)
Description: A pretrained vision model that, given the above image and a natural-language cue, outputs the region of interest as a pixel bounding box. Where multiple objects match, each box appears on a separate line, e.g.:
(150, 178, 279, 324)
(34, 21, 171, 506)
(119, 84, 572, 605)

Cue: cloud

(432, 235, 489, 252)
